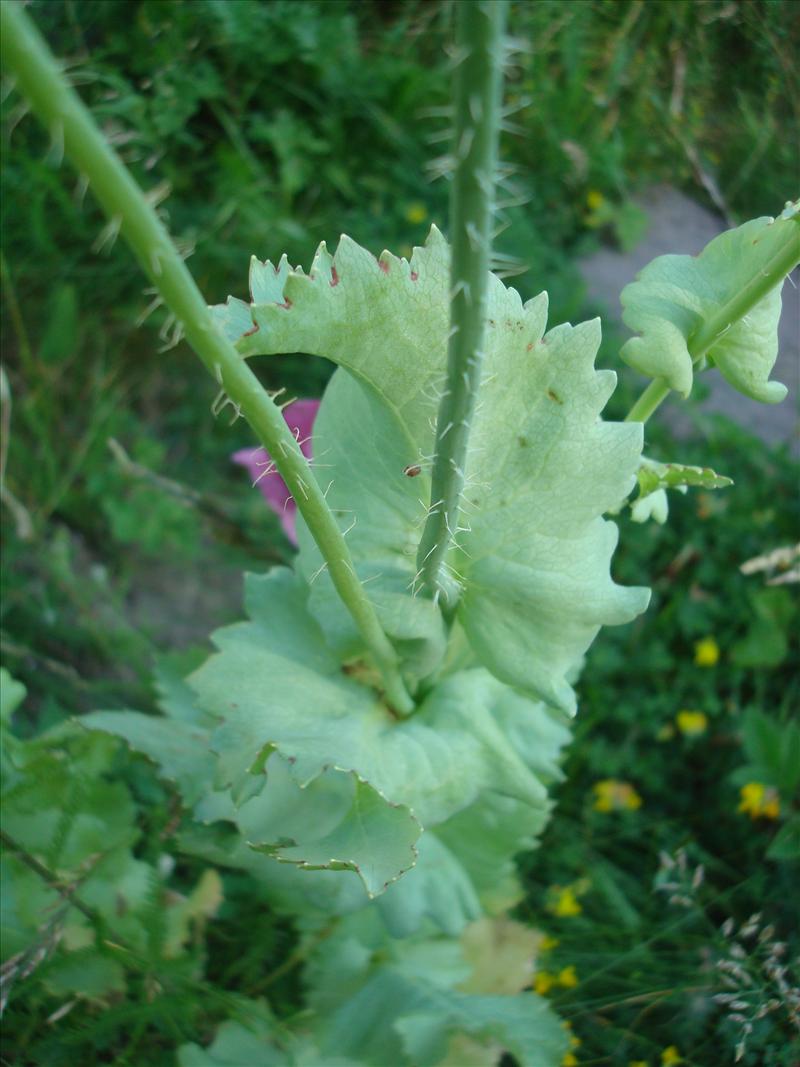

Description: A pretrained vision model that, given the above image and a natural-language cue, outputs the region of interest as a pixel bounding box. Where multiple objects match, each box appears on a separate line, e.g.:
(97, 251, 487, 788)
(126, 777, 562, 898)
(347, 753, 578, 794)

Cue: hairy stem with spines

(416, 0, 508, 609)
(0, 0, 413, 716)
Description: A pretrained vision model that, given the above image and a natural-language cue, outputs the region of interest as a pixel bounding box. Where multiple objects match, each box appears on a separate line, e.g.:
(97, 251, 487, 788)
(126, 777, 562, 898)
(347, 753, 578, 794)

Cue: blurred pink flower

(232, 399, 319, 546)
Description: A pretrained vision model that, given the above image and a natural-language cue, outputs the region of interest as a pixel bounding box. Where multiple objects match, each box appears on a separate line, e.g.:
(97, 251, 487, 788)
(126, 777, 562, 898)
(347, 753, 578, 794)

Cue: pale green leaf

(191, 571, 552, 828)
(177, 999, 360, 1067)
(319, 970, 567, 1067)
(179, 821, 370, 919)
(620, 208, 799, 400)
(214, 228, 648, 713)
(436, 792, 550, 915)
(153, 650, 216, 726)
(375, 832, 482, 938)
(155, 563, 568, 909)
(636, 457, 733, 499)
(242, 755, 420, 900)
(305, 910, 565, 1066)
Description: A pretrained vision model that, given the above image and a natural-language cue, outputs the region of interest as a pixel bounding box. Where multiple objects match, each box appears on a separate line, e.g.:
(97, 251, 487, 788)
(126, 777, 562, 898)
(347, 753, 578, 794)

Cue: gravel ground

(579, 185, 799, 454)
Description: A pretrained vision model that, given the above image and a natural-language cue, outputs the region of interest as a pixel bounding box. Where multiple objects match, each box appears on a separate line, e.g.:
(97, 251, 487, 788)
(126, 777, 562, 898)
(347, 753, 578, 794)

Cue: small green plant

(1, 1, 798, 1063)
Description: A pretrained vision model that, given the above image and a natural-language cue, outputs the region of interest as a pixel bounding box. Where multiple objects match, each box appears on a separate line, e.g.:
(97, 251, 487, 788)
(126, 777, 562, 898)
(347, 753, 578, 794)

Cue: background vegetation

(1, 1, 798, 1064)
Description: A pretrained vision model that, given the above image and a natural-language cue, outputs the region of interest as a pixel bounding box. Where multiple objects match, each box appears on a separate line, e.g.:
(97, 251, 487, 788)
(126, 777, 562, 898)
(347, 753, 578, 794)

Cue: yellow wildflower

(562, 1054, 578, 1067)
(540, 934, 560, 951)
(534, 971, 555, 995)
(563, 1022, 581, 1048)
(676, 709, 708, 737)
(592, 779, 642, 812)
(694, 636, 720, 667)
(404, 202, 428, 225)
(550, 887, 582, 917)
(586, 189, 604, 211)
(738, 782, 780, 820)
(661, 1047, 682, 1066)
(558, 965, 579, 988)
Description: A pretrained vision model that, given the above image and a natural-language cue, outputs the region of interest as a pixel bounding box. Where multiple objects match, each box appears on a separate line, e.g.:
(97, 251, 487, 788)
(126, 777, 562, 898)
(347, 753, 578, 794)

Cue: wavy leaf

(620, 205, 799, 401)
(240, 756, 419, 900)
(87, 564, 568, 912)
(305, 910, 567, 1067)
(375, 833, 482, 938)
(190, 570, 551, 826)
(319, 967, 566, 1067)
(215, 230, 648, 712)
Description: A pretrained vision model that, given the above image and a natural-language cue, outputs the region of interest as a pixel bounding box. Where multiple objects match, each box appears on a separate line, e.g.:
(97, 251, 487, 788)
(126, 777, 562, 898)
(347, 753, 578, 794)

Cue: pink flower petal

(232, 399, 320, 546)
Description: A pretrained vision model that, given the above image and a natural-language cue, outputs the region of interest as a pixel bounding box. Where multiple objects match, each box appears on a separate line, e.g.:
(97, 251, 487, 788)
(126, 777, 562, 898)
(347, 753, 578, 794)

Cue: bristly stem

(416, 0, 507, 609)
(0, 1, 413, 716)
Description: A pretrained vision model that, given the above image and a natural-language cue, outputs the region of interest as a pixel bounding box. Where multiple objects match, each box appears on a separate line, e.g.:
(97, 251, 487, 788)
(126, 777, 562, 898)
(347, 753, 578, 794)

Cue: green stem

(416, 0, 507, 608)
(1, 1, 413, 715)
(624, 378, 670, 424)
(0, 829, 103, 929)
(625, 209, 800, 424)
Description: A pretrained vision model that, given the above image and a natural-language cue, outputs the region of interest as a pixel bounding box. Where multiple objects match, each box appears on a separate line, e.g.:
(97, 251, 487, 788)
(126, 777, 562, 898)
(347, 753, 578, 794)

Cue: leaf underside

(620, 208, 798, 401)
(213, 226, 649, 714)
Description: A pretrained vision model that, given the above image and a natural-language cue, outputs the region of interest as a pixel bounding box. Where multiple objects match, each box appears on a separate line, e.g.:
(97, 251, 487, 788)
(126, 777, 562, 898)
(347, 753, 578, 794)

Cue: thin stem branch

(0, 829, 101, 927)
(625, 378, 671, 425)
(416, 0, 507, 608)
(0, 1, 412, 715)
